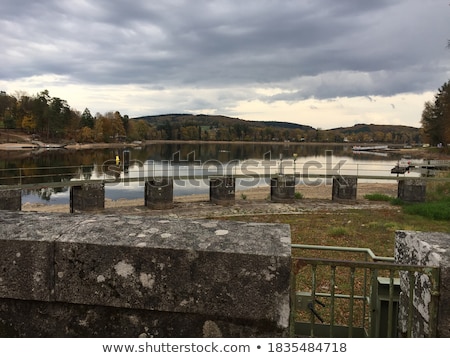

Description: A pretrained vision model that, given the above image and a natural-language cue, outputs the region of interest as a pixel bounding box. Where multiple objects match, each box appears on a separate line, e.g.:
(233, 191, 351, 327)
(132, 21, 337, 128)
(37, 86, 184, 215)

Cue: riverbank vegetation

(396, 171, 450, 221)
(0, 89, 428, 145)
(222, 206, 450, 259)
(363, 173, 450, 221)
(221, 172, 450, 258)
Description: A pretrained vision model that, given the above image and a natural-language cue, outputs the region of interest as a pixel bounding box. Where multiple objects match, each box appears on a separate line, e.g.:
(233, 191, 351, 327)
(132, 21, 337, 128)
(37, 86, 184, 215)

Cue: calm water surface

(0, 143, 408, 205)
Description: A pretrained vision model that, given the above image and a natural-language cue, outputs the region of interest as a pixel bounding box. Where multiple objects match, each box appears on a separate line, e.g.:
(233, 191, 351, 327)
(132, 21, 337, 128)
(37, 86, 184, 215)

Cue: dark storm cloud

(1, 0, 449, 99)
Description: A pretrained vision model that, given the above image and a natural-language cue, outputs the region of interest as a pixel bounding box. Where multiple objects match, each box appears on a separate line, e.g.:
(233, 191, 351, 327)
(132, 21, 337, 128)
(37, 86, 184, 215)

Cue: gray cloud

(1, 0, 449, 107)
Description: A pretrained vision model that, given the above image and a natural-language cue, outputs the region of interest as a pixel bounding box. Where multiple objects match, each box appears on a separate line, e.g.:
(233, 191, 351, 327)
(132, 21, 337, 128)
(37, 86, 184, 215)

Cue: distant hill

(329, 123, 419, 134)
(133, 114, 421, 143)
(325, 123, 421, 143)
(248, 120, 315, 131)
(134, 114, 314, 131)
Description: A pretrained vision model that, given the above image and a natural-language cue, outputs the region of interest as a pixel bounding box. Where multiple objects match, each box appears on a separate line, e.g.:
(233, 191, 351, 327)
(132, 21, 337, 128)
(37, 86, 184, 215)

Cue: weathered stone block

(332, 176, 357, 201)
(145, 178, 174, 209)
(0, 298, 282, 338)
(395, 230, 450, 338)
(54, 216, 290, 323)
(0, 212, 58, 301)
(210, 177, 235, 206)
(70, 183, 105, 213)
(0, 211, 291, 337)
(0, 189, 21, 211)
(271, 175, 295, 203)
(397, 179, 426, 202)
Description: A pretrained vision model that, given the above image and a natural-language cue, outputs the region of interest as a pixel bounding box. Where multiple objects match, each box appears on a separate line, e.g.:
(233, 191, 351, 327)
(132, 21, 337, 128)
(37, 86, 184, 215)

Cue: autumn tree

(93, 115, 109, 142)
(421, 80, 450, 145)
(78, 126, 95, 142)
(111, 111, 126, 139)
(128, 119, 152, 140)
(80, 108, 95, 128)
(47, 97, 71, 138)
(15, 93, 34, 129)
(92, 112, 126, 142)
(0, 92, 17, 128)
(21, 114, 36, 133)
(33, 90, 51, 136)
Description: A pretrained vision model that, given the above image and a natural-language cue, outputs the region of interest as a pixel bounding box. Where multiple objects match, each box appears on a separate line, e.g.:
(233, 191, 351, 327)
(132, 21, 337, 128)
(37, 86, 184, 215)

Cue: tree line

(0, 90, 159, 142)
(421, 79, 450, 146)
(0, 89, 429, 144)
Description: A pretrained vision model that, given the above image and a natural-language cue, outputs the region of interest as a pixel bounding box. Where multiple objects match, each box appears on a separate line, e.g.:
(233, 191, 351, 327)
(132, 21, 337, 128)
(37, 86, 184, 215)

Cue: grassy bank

(219, 172, 450, 258)
(221, 208, 450, 258)
(398, 172, 450, 221)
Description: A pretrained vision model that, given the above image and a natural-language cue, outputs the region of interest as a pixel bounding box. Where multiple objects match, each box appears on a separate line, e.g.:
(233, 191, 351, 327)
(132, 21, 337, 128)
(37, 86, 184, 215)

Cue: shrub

(364, 193, 392, 201)
(328, 226, 349, 237)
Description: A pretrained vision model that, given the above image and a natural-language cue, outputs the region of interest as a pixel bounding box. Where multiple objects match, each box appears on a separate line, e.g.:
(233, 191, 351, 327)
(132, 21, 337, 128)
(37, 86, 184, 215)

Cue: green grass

(393, 171, 450, 221)
(216, 173, 450, 256)
(400, 199, 450, 221)
(327, 226, 350, 237)
(218, 208, 450, 258)
(364, 193, 392, 201)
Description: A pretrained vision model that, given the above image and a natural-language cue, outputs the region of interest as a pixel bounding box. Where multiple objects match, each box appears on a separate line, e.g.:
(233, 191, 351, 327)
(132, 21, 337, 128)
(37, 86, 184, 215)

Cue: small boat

(352, 145, 389, 152)
(44, 143, 67, 149)
(32, 140, 67, 149)
(391, 165, 409, 174)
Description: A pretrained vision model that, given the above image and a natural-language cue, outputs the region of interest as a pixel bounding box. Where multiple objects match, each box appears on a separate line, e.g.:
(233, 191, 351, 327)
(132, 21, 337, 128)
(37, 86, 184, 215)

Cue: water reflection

(0, 143, 412, 205)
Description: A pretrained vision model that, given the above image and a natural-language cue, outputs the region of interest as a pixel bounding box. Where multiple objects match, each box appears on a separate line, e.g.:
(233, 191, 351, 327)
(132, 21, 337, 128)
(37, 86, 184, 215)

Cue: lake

(0, 142, 410, 205)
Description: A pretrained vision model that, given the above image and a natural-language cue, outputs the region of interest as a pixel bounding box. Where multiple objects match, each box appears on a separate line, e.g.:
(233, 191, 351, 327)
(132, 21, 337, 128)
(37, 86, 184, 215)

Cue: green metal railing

(291, 244, 440, 338)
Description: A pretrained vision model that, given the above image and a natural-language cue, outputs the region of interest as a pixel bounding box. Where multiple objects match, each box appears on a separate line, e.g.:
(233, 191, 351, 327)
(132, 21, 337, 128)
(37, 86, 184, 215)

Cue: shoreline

(0, 140, 365, 151)
(1, 140, 449, 160)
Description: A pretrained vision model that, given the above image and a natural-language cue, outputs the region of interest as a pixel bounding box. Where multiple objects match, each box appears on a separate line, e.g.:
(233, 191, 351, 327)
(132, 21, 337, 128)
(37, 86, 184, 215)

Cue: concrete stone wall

(395, 230, 450, 338)
(210, 177, 235, 206)
(145, 179, 174, 209)
(270, 175, 295, 203)
(397, 179, 426, 202)
(70, 183, 105, 213)
(332, 176, 357, 202)
(0, 211, 291, 338)
(0, 189, 21, 211)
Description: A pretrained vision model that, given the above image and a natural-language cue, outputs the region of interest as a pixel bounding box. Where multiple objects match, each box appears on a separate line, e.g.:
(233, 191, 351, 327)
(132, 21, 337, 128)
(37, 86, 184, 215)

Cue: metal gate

(290, 244, 440, 338)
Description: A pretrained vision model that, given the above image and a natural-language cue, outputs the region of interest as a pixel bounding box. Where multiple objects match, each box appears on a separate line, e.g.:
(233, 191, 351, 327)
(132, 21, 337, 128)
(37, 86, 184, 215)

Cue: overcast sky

(1, 0, 449, 129)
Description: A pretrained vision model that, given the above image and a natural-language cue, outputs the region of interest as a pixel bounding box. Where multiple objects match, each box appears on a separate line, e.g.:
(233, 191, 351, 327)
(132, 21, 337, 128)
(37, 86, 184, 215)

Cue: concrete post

(70, 183, 105, 213)
(332, 176, 357, 202)
(0, 188, 21, 211)
(270, 175, 295, 203)
(210, 177, 235, 206)
(122, 149, 130, 173)
(145, 178, 174, 210)
(397, 179, 426, 202)
(395, 230, 450, 337)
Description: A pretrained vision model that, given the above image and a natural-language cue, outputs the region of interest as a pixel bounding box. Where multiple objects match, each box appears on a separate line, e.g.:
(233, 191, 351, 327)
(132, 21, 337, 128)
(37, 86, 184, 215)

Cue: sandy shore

(21, 182, 398, 218)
